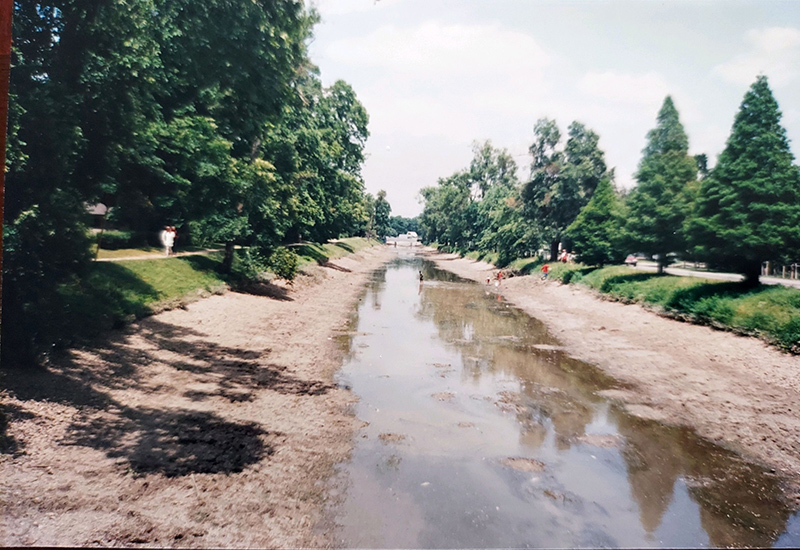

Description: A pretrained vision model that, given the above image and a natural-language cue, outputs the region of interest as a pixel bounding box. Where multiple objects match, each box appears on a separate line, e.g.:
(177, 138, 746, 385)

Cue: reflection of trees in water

(416, 268, 795, 546)
(368, 265, 389, 310)
(418, 276, 620, 451)
(613, 410, 792, 547)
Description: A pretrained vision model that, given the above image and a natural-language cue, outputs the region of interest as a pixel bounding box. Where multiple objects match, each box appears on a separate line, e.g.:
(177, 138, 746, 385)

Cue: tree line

(3, 0, 384, 364)
(420, 76, 800, 286)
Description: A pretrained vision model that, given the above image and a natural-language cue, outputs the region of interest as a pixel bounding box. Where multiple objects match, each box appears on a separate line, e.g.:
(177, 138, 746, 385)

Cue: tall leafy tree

(373, 190, 392, 238)
(688, 76, 800, 286)
(522, 119, 608, 260)
(625, 96, 697, 273)
(566, 177, 626, 266)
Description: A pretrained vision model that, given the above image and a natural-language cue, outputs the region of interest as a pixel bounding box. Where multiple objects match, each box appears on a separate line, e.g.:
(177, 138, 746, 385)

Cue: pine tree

(689, 76, 800, 286)
(625, 96, 698, 273)
(566, 177, 625, 266)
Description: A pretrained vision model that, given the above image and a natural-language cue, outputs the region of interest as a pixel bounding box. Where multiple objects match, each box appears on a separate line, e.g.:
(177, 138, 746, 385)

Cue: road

(634, 261, 800, 289)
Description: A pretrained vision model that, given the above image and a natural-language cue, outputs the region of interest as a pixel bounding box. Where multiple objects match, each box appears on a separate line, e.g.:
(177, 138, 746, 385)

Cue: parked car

(625, 254, 638, 267)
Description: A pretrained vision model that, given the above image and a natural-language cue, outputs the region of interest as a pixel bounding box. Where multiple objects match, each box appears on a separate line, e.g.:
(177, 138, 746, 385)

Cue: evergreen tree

(566, 177, 625, 266)
(688, 76, 800, 286)
(625, 96, 697, 273)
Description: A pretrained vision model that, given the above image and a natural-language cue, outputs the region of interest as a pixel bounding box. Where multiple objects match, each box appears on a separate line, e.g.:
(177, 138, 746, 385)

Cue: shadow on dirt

(0, 313, 334, 476)
(65, 406, 275, 477)
(321, 260, 352, 273)
(0, 402, 34, 455)
(233, 280, 294, 301)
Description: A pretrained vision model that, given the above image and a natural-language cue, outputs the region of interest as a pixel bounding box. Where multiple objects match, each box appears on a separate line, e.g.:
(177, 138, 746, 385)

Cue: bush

(268, 247, 299, 281)
(96, 229, 149, 250)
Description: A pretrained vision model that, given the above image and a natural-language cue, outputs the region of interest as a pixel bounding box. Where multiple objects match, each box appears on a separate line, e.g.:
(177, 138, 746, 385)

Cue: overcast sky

(308, 0, 800, 217)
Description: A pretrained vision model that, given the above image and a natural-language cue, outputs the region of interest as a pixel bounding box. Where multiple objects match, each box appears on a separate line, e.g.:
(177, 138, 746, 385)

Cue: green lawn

(546, 264, 800, 352)
(291, 237, 379, 267)
(57, 238, 377, 345)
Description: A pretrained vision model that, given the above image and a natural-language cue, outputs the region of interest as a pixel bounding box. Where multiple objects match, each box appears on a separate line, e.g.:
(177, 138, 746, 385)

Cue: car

(625, 254, 637, 267)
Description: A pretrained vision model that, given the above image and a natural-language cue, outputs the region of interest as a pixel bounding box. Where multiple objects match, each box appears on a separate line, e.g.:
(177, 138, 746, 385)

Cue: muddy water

(329, 255, 800, 548)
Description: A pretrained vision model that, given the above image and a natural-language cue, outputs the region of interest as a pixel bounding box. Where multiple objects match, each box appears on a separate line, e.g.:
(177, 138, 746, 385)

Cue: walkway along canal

(326, 253, 800, 548)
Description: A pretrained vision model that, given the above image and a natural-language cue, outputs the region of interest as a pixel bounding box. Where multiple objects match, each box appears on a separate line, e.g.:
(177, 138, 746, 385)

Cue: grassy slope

(62, 239, 377, 344)
(543, 263, 800, 352)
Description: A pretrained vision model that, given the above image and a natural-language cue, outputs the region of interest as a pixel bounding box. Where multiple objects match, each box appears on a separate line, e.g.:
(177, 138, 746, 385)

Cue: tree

(688, 76, 800, 286)
(625, 96, 697, 273)
(522, 119, 608, 260)
(566, 177, 626, 266)
(373, 190, 392, 238)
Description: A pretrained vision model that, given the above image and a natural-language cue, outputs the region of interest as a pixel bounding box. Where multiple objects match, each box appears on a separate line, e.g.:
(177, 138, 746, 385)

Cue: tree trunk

(550, 240, 559, 262)
(742, 260, 761, 288)
(657, 258, 665, 274)
(220, 242, 235, 274)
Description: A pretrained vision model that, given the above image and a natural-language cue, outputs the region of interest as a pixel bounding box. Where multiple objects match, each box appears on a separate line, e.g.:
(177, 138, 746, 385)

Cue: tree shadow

(321, 260, 352, 273)
(291, 243, 329, 265)
(232, 280, 293, 301)
(333, 241, 355, 253)
(666, 281, 753, 314)
(64, 406, 276, 477)
(179, 254, 222, 274)
(598, 272, 664, 292)
(0, 402, 34, 455)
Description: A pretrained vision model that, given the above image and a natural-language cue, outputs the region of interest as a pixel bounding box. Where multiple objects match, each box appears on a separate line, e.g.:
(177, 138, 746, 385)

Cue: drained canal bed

(327, 255, 800, 548)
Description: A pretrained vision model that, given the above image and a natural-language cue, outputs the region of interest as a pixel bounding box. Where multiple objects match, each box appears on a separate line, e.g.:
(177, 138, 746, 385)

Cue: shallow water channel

(329, 254, 800, 548)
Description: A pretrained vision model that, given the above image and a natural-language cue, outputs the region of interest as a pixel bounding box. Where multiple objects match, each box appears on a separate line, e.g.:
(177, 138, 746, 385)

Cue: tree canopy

(688, 76, 800, 285)
(3, 0, 373, 364)
(625, 96, 698, 272)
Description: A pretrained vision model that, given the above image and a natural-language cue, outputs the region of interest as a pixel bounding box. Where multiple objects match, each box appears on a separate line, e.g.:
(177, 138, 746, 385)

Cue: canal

(328, 254, 800, 548)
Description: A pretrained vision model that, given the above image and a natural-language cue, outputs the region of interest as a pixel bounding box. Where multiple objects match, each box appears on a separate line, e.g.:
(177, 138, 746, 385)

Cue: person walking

(541, 264, 550, 280)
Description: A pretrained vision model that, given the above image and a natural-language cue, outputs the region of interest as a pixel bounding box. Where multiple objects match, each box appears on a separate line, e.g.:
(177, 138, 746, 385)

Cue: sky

(308, 0, 800, 218)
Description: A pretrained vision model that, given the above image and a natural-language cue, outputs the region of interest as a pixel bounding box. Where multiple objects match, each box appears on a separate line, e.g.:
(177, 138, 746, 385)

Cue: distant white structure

(386, 231, 419, 247)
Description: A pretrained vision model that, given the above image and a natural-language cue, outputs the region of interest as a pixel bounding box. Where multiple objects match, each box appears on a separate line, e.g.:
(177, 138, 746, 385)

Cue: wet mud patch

(500, 457, 546, 472)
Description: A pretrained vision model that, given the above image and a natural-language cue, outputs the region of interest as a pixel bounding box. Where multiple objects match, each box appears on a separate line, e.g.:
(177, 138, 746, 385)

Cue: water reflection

(330, 256, 798, 548)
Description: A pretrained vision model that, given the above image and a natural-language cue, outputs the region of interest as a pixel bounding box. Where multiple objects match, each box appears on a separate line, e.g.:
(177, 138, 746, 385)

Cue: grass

(93, 245, 221, 259)
(291, 237, 378, 267)
(57, 238, 377, 344)
(544, 264, 800, 352)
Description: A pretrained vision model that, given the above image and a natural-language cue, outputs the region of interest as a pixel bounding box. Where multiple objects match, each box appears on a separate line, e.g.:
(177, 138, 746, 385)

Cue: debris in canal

(432, 392, 456, 402)
(500, 457, 546, 472)
(378, 433, 406, 444)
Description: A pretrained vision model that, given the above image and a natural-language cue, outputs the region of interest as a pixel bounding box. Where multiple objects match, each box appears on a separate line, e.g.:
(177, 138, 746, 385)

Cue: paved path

(94, 248, 223, 262)
(634, 262, 800, 289)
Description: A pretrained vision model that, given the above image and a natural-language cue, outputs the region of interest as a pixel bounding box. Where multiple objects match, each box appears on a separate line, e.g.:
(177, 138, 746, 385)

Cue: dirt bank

(426, 250, 800, 500)
(0, 245, 393, 547)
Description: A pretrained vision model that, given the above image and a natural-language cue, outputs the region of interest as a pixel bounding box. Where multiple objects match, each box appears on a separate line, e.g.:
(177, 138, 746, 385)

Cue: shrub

(97, 230, 149, 250)
(268, 247, 299, 281)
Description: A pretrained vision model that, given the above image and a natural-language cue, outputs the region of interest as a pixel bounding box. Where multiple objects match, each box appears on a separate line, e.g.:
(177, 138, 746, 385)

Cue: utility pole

(0, 0, 12, 309)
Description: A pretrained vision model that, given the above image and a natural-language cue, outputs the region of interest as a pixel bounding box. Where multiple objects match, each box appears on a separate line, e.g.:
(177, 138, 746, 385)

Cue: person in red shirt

(541, 264, 550, 280)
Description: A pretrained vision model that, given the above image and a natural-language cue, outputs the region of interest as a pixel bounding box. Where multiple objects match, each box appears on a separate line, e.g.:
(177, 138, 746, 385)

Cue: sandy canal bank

(0, 245, 393, 547)
(425, 250, 800, 500)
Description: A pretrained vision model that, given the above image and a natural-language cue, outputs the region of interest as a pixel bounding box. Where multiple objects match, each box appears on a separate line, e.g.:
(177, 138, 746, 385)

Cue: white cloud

(578, 71, 670, 106)
(326, 21, 551, 78)
(323, 22, 554, 142)
(713, 27, 800, 87)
